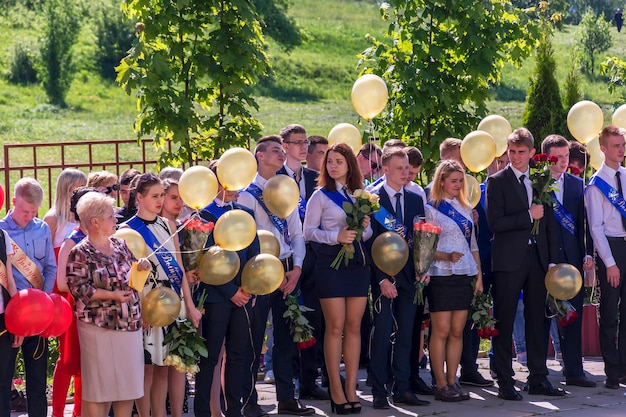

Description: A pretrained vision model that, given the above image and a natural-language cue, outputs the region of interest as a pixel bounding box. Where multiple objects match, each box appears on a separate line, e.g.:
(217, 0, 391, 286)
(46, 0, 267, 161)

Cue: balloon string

(581, 147, 598, 306)
(0, 330, 6, 337)
(544, 292, 557, 319)
(144, 211, 202, 259)
(32, 336, 45, 360)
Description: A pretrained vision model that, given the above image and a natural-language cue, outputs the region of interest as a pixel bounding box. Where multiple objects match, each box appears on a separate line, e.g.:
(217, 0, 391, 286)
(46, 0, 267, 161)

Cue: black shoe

(299, 385, 330, 400)
(452, 383, 470, 401)
(565, 376, 597, 387)
(242, 404, 268, 417)
(10, 390, 27, 412)
(605, 377, 620, 389)
(528, 380, 566, 396)
(348, 401, 361, 414)
(410, 377, 434, 395)
(497, 385, 523, 401)
(277, 399, 314, 416)
(459, 372, 494, 387)
(434, 385, 463, 402)
(327, 389, 351, 415)
(372, 395, 390, 410)
(392, 391, 430, 406)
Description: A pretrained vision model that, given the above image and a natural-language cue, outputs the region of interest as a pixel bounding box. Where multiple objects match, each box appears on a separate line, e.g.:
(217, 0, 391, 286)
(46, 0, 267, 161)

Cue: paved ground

(12, 356, 626, 417)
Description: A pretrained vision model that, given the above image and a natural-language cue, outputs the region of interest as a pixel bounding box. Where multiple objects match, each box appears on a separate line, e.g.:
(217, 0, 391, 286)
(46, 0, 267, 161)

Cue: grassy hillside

(0, 0, 624, 150)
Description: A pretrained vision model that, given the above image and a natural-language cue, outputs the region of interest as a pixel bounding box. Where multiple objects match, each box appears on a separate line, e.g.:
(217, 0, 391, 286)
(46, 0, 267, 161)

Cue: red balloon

(40, 293, 73, 338)
(5, 289, 54, 337)
(0, 184, 4, 211)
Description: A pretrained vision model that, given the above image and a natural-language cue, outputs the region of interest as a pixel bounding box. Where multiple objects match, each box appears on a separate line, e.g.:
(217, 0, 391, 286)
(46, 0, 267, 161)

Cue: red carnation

(491, 328, 499, 337)
(549, 155, 558, 163)
(477, 328, 484, 338)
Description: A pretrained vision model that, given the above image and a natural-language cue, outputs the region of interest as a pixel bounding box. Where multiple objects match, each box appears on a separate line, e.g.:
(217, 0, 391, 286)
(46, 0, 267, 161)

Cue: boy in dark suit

(486, 128, 563, 400)
(369, 149, 430, 409)
(542, 135, 595, 388)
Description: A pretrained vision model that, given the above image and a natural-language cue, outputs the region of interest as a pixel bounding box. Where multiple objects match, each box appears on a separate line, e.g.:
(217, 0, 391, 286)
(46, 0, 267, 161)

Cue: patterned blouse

(67, 237, 142, 331)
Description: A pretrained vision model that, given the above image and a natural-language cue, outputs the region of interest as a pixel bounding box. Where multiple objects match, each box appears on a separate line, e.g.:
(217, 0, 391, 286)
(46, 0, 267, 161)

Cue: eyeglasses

(370, 162, 381, 171)
(285, 140, 310, 146)
(105, 183, 119, 194)
(139, 173, 158, 181)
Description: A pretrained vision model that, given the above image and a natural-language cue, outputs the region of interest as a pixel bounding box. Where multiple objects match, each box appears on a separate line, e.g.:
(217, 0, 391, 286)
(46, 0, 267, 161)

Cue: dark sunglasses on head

(105, 183, 119, 194)
(370, 162, 380, 171)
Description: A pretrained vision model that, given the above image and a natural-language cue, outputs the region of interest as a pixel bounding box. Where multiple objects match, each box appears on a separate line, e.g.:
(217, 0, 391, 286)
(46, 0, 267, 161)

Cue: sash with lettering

(550, 192, 576, 236)
(125, 216, 182, 295)
(0, 238, 45, 290)
(587, 174, 626, 220)
(245, 183, 291, 245)
(296, 196, 306, 222)
(372, 205, 410, 245)
(320, 187, 352, 211)
(429, 200, 472, 246)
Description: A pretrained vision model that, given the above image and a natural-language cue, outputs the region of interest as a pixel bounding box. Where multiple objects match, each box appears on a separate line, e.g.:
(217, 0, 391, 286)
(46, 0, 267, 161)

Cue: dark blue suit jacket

(198, 203, 261, 303)
(370, 187, 425, 291)
(277, 165, 318, 201)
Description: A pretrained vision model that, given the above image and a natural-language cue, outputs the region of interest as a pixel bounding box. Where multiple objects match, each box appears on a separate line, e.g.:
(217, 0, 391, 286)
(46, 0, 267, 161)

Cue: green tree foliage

(358, 0, 538, 176)
(602, 56, 626, 99)
(563, 55, 582, 110)
(93, 0, 135, 80)
(116, 0, 271, 166)
(253, 0, 304, 52)
(522, 32, 567, 146)
(576, 9, 613, 75)
(39, 0, 80, 107)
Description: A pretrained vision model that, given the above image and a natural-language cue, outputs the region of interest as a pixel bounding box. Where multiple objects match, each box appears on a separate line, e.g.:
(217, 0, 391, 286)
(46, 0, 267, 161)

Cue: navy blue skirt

(310, 242, 370, 299)
(427, 274, 474, 312)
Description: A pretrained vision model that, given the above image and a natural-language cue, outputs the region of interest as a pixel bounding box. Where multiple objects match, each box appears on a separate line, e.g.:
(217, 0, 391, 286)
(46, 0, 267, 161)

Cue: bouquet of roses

(547, 295, 579, 327)
(163, 293, 208, 374)
(471, 289, 498, 339)
(529, 153, 559, 234)
(412, 218, 442, 304)
(179, 217, 214, 271)
(330, 189, 380, 269)
(283, 290, 316, 350)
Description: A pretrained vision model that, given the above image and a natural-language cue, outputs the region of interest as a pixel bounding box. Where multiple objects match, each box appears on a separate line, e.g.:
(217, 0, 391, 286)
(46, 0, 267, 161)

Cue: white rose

(353, 189, 362, 198)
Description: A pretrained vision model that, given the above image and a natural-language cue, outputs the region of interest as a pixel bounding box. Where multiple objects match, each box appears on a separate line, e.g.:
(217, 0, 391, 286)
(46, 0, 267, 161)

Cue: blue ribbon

(245, 183, 291, 245)
(125, 216, 183, 295)
(68, 228, 86, 245)
(550, 192, 576, 236)
(587, 174, 626, 220)
(429, 200, 472, 246)
(320, 188, 352, 211)
(297, 196, 306, 222)
(372, 205, 409, 242)
(203, 202, 230, 219)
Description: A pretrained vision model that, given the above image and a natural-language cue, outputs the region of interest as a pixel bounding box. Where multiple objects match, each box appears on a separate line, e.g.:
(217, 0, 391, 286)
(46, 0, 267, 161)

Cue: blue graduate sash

(479, 182, 487, 211)
(429, 200, 472, 246)
(587, 175, 626, 220)
(68, 228, 86, 245)
(372, 205, 408, 241)
(245, 183, 291, 245)
(297, 196, 306, 222)
(203, 202, 230, 220)
(320, 187, 352, 211)
(550, 192, 576, 236)
(125, 216, 183, 295)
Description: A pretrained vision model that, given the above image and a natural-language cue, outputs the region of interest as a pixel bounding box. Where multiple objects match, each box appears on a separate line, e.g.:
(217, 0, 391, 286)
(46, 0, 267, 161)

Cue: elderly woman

(66, 192, 151, 417)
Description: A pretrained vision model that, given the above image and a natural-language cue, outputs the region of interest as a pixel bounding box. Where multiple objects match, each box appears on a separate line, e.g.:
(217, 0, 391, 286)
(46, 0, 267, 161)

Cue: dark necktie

(293, 172, 301, 192)
(519, 174, 529, 207)
(342, 186, 352, 203)
(616, 171, 626, 231)
(395, 192, 403, 224)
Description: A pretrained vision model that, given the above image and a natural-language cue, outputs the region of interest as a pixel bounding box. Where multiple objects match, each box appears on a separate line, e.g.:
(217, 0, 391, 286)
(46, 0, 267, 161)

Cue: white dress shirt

(303, 181, 373, 245)
(585, 163, 626, 268)
(382, 183, 403, 218)
(238, 173, 306, 267)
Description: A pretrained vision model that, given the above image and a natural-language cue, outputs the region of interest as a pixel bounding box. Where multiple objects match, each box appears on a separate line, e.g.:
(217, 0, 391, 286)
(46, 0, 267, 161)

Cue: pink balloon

(40, 293, 73, 338)
(0, 184, 4, 211)
(5, 289, 54, 337)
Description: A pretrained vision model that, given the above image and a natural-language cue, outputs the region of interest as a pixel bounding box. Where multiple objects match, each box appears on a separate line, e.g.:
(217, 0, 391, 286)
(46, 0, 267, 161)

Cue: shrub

(7, 42, 38, 84)
(93, 0, 135, 80)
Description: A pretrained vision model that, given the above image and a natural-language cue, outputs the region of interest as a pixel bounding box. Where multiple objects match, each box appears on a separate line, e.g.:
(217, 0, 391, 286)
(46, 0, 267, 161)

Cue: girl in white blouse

(425, 160, 483, 402)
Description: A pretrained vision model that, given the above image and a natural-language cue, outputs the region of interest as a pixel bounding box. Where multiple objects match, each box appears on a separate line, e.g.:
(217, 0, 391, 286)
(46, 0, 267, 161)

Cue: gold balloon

(213, 209, 257, 252)
(545, 263, 582, 300)
(371, 232, 409, 277)
(460, 131, 496, 173)
(197, 246, 240, 285)
(178, 166, 219, 210)
(465, 174, 481, 208)
(586, 136, 604, 170)
(262, 175, 300, 219)
(328, 123, 362, 155)
(217, 148, 257, 191)
(257, 230, 280, 258)
(113, 228, 148, 259)
(477, 115, 512, 157)
(241, 254, 284, 295)
(567, 100, 604, 144)
(141, 287, 181, 327)
(612, 104, 626, 129)
(351, 74, 389, 120)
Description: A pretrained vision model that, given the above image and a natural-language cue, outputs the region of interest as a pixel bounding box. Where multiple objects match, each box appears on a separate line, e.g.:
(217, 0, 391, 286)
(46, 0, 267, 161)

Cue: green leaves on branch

(116, 0, 270, 167)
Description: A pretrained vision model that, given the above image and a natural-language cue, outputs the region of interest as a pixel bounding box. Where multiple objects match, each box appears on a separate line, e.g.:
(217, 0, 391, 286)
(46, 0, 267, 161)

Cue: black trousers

(597, 237, 626, 379)
(194, 301, 253, 417)
(0, 314, 15, 417)
(493, 244, 549, 387)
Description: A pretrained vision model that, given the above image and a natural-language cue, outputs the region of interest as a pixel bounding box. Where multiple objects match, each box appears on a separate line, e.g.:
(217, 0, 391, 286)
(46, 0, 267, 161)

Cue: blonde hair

(87, 170, 118, 188)
(76, 192, 115, 230)
(48, 168, 87, 229)
(429, 160, 469, 209)
(14, 177, 44, 206)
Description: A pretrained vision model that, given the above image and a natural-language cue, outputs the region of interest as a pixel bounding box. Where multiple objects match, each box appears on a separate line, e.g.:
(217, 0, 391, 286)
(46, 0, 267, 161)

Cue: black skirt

(310, 242, 370, 299)
(427, 274, 474, 312)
